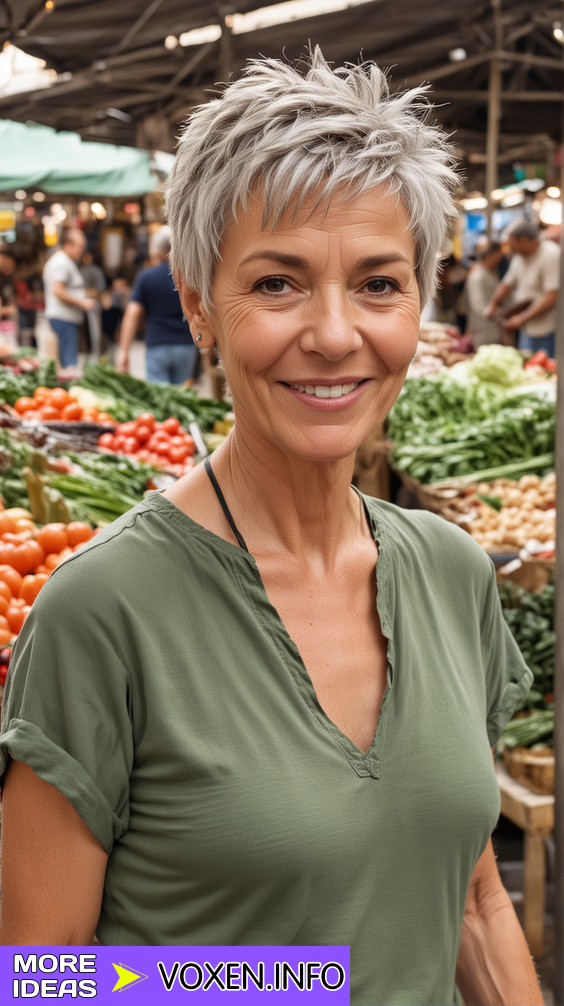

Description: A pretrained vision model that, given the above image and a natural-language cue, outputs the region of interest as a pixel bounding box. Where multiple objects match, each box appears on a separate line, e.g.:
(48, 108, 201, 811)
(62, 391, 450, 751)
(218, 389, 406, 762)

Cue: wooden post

(485, 0, 503, 237)
(524, 834, 547, 958)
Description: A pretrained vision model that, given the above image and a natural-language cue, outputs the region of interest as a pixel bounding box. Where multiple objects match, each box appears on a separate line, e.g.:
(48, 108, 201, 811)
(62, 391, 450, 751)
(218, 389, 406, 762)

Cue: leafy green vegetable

(497, 581, 554, 724)
(466, 345, 525, 387)
(0, 358, 57, 406)
(477, 493, 502, 511)
(78, 362, 231, 431)
(500, 710, 554, 750)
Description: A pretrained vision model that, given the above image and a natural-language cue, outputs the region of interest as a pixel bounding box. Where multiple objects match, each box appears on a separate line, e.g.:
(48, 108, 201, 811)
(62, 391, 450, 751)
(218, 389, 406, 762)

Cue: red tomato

(169, 445, 189, 464)
(155, 441, 171, 456)
(118, 422, 138, 438)
(182, 435, 196, 452)
(19, 573, 49, 604)
(169, 435, 185, 447)
(47, 388, 72, 410)
(136, 413, 155, 429)
(22, 410, 43, 422)
(123, 437, 139, 455)
(136, 449, 151, 461)
(10, 543, 36, 576)
(39, 405, 61, 421)
(135, 425, 151, 443)
(98, 432, 115, 449)
(163, 417, 181, 435)
(113, 435, 127, 452)
(27, 540, 45, 571)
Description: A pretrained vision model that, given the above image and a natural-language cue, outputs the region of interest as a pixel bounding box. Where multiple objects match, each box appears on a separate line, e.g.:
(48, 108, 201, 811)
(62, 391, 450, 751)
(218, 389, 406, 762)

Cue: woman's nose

(299, 288, 362, 360)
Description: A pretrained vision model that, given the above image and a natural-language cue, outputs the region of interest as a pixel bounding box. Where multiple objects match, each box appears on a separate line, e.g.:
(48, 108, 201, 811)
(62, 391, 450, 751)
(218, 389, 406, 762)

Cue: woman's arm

(455, 838, 543, 1005)
(0, 760, 108, 946)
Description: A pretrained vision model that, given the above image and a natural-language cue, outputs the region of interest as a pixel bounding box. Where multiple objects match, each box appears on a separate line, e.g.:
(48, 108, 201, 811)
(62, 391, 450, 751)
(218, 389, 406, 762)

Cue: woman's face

(185, 185, 420, 462)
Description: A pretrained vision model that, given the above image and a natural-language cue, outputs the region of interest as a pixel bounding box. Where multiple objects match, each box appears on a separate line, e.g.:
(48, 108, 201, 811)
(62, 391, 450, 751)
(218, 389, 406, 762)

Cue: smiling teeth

(290, 382, 359, 398)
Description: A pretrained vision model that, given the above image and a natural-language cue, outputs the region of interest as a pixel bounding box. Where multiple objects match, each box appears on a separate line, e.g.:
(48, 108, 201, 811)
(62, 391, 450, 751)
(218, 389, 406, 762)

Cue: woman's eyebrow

(239, 251, 309, 269)
(355, 253, 413, 269)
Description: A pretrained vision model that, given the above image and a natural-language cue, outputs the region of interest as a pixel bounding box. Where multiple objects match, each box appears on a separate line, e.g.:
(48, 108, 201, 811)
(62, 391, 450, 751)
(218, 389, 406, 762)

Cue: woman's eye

(256, 277, 291, 295)
(363, 278, 397, 295)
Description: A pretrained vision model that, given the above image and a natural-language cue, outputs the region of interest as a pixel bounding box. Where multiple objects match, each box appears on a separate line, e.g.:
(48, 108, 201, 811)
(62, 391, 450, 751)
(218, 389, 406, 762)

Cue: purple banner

(0, 946, 350, 1003)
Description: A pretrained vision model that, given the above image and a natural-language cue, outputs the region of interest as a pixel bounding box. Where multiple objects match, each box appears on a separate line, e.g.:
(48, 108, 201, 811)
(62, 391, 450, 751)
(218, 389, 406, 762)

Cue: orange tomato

(36, 523, 68, 555)
(44, 553, 60, 571)
(34, 564, 49, 575)
(0, 580, 11, 603)
(0, 595, 9, 616)
(27, 540, 45, 570)
(19, 573, 49, 605)
(0, 567, 18, 595)
(0, 513, 16, 534)
(81, 409, 99, 422)
(7, 604, 26, 634)
(0, 543, 16, 568)
(47, 388, 72, 410)
(65, 522, 93, 547)
(39, 406, 61, 421)
(14, 397, 37, 414)
(0, 628, 13, 645)
(10, 543, 36, 576)
(97, 412, 115, 423)
(0, 614, 10, 633)
(33, 386, 51, 400)
(61, 402, 82, 421)
(57, 547, 73, 563)
(14, 519, 37, 534)
(32, 395, 47, 409)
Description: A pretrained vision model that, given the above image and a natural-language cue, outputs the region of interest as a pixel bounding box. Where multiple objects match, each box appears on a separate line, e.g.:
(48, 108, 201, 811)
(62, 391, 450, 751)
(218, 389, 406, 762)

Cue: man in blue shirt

(117, 226, 196, 384)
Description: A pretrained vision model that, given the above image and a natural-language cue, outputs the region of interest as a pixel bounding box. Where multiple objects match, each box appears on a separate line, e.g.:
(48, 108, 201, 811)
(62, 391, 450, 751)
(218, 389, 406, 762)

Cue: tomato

(147, 435, 164, 451)
(123, 437, 139, 455)
(155, 440, 172, 456)
(0, 630, 13, 648)
(182, 435, 196, 452)
(22, 410, 43, 422)
(136, 449, 151, 461)
(33, 386, 51, 400)
(0, 596, 9, 617)
(44, 553, 60, 571)
(136, 412, 155, 429)
(0, 646, 11, 664)
(14, 397, 37, 414)
(56, 548, 73, 565)
(81, 409, 99, 423)
(0, 580, 11, 603)
(169, 435, 185, 447)
(35, 564, 50, 576)
(0, 543, 16, 567)
(163, 417, 181, 435)
(97, 412, 115, 424)
(27, 540, 45, 570)
(0, 513, 16, 535)
(36, 523, 68, 555)
(169, 445, 189, 464)
(112, 435, 127, 452)
(0, 565, 22, 595)
(98, 432, 115, 449)
(10, 543, 36, 576)
(19, 573, 49, 605)
(14, 519, 37, 534)
(39, 405, 61, 421)
(135, 425, 151, 443)
(118, 422, 137, 437)
(7, 604, 26, 634)
(65, 522, 93, 547)
(61, 402, 82, 421)
(47, 388, 72, 410)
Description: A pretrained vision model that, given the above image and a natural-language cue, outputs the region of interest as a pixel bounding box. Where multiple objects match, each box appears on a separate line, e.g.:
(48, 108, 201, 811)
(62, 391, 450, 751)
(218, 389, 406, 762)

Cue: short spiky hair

(166, 48, 459, 308)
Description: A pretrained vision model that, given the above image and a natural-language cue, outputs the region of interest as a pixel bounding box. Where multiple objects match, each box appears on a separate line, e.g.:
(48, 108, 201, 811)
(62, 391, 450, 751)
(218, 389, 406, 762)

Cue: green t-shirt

(0, 491, 532, 1005)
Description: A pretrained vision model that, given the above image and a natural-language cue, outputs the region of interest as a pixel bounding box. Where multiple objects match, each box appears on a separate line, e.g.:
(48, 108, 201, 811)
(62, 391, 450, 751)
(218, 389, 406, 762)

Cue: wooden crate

(503, 746, 554, 795)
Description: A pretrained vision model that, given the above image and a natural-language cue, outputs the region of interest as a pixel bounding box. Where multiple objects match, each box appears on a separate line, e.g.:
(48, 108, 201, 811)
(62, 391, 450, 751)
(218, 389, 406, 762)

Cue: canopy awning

(0, 118, 153, 194)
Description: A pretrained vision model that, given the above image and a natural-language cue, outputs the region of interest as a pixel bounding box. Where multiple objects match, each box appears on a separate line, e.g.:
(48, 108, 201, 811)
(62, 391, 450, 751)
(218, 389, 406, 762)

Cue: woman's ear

(175, 274, 215, 347)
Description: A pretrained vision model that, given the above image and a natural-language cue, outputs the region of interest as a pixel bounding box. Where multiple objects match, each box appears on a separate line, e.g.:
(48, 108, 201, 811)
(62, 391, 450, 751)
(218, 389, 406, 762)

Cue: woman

(0, 51, 542, 1005)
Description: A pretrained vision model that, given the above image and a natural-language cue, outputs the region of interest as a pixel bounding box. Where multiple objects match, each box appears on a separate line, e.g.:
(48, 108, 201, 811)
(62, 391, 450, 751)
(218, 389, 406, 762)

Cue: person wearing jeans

(42, 231, 95, 368)
(117, 226, 195, 384)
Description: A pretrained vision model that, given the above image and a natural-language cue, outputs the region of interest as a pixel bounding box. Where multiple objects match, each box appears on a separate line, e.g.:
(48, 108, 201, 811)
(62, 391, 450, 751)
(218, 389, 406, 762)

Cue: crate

(503, 746, 554, 795)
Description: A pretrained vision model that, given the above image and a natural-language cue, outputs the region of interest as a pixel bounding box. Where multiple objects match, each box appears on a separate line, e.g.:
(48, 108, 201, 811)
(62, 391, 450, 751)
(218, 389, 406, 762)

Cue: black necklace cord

(204, 455, 250, 553)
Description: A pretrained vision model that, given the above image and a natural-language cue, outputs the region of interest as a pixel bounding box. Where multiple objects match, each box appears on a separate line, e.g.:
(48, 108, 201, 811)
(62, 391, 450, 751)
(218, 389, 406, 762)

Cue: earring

(195, 333, 202, 344)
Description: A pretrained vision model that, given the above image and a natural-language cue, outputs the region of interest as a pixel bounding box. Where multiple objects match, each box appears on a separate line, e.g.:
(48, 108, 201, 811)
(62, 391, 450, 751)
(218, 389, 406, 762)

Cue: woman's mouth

(286, 381, 360, 399)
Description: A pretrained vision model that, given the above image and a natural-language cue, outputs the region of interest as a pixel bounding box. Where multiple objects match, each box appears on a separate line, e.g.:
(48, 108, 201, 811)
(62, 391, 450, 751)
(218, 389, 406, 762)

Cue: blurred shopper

(80, 251, 106, 360)
(0, 249, 17, 321)
(43, 230, 95, 367)
(486, 219, 560, 358)
(116, 226, 195, 384)
(465, 242, 505, 347)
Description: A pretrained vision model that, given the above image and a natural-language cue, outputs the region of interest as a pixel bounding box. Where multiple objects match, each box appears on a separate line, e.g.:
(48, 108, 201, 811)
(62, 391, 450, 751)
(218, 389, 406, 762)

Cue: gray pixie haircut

(166, 48, 459, 308)
(504, 217, 539, 242)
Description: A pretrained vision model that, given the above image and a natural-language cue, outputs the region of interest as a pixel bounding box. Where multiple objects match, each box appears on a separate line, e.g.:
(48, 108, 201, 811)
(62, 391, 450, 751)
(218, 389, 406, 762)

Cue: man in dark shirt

(117, 226, 195, 383)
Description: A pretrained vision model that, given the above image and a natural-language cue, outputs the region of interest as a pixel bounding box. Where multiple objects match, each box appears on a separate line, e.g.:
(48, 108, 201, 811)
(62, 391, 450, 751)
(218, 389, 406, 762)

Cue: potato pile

(463, 474, 555, 552)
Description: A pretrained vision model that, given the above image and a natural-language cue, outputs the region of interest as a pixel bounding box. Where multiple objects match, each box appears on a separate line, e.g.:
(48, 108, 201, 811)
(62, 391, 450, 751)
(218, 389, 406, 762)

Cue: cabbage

(466, 345, 524, 387)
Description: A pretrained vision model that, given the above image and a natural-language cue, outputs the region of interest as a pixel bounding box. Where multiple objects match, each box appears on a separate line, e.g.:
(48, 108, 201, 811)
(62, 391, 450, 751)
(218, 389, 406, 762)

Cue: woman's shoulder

(360, 493, 494, 580)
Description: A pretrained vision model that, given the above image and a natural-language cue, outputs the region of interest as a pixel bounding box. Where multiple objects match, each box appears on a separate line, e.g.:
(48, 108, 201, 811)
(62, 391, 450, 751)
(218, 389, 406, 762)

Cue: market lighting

(491, 188, 507, 201)
(553, 22, 564, 43)
(539, 198, 562, 226)
(179, 0, 375, 46)
(13, 201, 23, 211)
(44, 0, 54, 9)
(33, 192, 46, 202)
(547, 186, 561, 199)
(164, 35, 179, 49)
(24, 206, 35, 217)
(449, 48, 467, 62)
(501, 192, 525, 207)
(90, 202, 107, 219)
(14, 189, 26, 199)
(461, 195, 488, 211)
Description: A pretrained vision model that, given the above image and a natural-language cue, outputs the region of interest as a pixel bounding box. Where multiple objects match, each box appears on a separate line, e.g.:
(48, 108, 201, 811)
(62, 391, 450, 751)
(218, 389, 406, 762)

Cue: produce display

(97, 414, 196, 477)
(440, 474, 555, 554)
(408, 322, 475, 378)
(497, 580, 555, 752)
(388, 375, 554, 485)
(13, 385, 116, 424)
